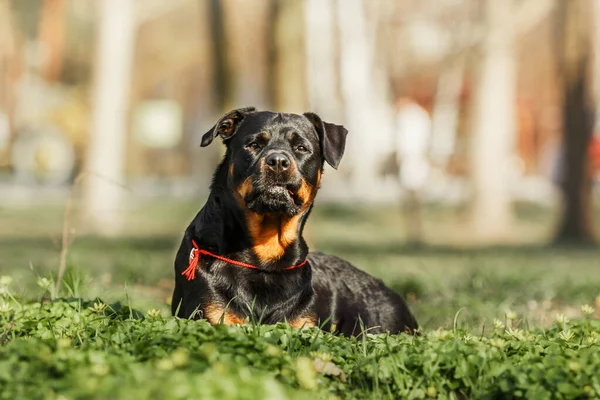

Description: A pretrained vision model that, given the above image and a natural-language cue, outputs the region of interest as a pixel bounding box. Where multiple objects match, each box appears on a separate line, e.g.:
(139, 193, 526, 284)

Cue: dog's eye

(247, 142, 260, 150)
(296, 145, 307, 153)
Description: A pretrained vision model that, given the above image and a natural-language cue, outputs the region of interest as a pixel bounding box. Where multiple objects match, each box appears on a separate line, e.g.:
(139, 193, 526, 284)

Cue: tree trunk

(336, 0, 395, 201)
(468, 0, 516, 243)
(554, 0, 595, 244)
(431, 55, 464, 169)
(208, 0, 228, 112)
(38, 0, 66, 82)
(82, 0, 135, 235)
(270, 0, 305, 112)
(595, 0, 600, 122)
(304, 0, 343, 121)
(0, 0, 16, 167)
(221, 0, 271, 109)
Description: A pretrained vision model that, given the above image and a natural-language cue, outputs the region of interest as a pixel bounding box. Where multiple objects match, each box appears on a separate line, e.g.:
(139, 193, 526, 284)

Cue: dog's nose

(265, 152, 291, 172)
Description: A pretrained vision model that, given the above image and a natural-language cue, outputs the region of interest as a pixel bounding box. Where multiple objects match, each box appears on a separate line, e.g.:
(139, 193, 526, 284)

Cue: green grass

(2, 202, 600, 398)
(1, 295, 600, 399)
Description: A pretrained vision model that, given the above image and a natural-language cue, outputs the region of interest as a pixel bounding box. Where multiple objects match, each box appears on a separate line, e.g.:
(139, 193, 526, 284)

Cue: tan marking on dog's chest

(246, 178, 319, 263)
(245, 214, 291, 262)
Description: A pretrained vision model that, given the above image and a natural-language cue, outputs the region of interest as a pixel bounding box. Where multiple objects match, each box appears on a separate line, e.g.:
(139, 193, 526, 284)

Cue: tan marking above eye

(258, 132, 270, 140)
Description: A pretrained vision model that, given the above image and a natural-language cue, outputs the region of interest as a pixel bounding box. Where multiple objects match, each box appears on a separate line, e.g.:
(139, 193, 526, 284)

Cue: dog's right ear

(201, 107, 256, 147)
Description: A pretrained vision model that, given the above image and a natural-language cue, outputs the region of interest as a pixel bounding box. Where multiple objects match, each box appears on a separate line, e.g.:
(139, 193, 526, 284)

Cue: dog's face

(201, 108, 348, 216)
(227, 112, 321, 216)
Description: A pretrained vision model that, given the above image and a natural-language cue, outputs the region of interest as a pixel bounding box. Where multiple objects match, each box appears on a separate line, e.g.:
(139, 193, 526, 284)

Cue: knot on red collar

(181, 239, 307, 281)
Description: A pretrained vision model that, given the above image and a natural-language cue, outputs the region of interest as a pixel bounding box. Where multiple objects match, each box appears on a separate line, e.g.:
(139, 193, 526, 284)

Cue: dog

(171, 107, 418, 336)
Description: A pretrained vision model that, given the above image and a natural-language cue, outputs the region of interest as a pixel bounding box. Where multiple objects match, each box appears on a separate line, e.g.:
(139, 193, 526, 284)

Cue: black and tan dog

(171, 107, 418, 336)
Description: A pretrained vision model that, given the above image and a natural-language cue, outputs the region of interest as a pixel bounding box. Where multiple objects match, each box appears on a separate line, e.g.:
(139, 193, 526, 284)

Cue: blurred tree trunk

(554, 0, 595, 244)
(337, 0, 395, 199)
(431, 55, 464, 170)
(208, 0, 227, 112)
(304, 0, 343, 121)
(468, 0, 516, 242)
(595, 0, 600, 122)
(38, 0, 65, 82)
(0, 0, 16, 168)
(82, 0, 135, 235)
(221, 0, 270, 109)
(270, 0, 305, 112)
(183, 1, 220, 185)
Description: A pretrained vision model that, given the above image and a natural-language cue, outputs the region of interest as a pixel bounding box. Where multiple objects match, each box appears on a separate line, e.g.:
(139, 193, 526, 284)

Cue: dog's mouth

(262, 182, 303, 207)
(245, 182, 303, 216)
(269, 184, 298, 203)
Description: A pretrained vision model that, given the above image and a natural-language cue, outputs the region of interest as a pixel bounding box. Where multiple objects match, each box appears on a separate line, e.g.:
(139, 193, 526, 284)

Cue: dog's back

(309, 252, 418, 336)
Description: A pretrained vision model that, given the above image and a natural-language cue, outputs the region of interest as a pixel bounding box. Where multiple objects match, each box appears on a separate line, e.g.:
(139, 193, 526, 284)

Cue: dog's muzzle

(244, 152, 303, 215)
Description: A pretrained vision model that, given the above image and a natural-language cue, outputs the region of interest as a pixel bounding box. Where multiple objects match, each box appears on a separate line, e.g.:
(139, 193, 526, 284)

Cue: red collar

(182, 239, 307, 281)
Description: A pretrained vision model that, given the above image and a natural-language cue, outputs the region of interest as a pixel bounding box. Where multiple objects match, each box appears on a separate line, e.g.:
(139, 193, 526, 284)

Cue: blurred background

(1, 0, 600, 329)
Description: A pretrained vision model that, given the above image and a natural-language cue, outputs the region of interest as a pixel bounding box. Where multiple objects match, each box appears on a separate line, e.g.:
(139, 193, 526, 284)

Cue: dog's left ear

(201, 107, 256, 147)
(303, 112, 348, 169)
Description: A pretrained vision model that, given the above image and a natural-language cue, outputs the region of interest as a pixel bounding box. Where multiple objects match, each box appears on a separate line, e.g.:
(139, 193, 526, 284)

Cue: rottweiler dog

(171, 107, 418, 336)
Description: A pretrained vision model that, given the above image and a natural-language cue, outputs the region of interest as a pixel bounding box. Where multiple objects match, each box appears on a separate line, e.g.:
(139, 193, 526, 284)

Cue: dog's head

(201, 107, 348, 216)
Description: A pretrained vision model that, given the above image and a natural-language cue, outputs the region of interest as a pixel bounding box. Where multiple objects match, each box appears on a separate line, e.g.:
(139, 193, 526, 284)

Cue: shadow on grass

(315, 240, 600, 257)
(0, 236, 181, 288)
(0, 235, 180, 252)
